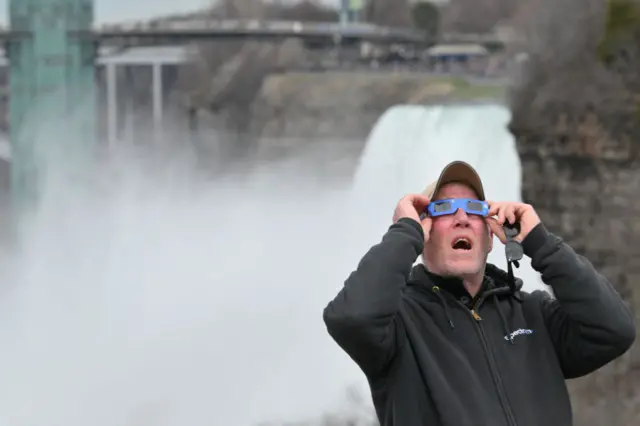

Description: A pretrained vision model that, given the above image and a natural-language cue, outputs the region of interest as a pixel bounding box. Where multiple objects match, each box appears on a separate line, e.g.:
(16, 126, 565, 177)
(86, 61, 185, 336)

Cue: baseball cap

(421, 161, 485, 201)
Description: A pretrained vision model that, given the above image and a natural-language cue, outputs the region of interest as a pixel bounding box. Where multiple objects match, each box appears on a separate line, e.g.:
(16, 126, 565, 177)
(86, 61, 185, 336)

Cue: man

(323, 160, 635, 426)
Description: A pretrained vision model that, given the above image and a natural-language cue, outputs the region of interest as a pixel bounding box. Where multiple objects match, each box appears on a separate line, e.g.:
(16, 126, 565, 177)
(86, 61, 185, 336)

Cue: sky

(96, 0, 210, 23)
(0, 0, 332, 25)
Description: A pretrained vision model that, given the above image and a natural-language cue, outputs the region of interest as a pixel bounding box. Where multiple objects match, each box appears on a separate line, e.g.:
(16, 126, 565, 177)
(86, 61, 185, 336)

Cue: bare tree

(597, 0, 640, 93)
(275, 0, 339, 22)
(210, 0, 265, 19)
(508, 0, 627, 129)
(172, 0, 310, 165)
(365, 0, 412, 27)
(439, 0, 518, 34)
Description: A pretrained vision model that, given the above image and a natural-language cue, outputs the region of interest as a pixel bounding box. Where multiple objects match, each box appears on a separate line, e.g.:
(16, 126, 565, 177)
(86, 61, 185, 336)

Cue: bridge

(0, 19, 505, 48)
(0, 17, 506, 155)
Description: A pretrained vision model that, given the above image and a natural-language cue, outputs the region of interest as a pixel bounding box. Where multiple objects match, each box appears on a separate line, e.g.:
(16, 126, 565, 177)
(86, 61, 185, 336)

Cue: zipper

(463, 302, 518, 426)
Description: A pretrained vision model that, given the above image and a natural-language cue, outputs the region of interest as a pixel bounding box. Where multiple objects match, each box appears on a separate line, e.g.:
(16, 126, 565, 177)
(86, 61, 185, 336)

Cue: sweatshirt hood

(407, 263, 524, 342)
(408, 263, 523, 297)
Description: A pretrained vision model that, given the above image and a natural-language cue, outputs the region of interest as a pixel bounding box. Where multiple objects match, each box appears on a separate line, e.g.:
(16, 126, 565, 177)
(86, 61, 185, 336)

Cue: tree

(275, 0, 338, 22)
(365, 0, 412, 27)
(439, 0, 518, 33)
(411, 2, 440, 37)
(597, 0, 640, 95)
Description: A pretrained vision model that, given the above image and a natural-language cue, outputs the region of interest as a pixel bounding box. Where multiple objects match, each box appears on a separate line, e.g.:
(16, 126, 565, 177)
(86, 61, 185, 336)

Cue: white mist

(0, 102, 542, 426)
(0, 135, 375, 425)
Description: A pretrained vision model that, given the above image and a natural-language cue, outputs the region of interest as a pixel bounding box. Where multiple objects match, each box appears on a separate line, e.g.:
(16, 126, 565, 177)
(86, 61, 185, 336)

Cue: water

(352, 103, 545, 292)
(0, 103, 543, 425)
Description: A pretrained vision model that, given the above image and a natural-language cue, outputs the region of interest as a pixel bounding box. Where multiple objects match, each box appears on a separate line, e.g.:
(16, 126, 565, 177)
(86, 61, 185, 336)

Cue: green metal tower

(8, 0, 96, 213)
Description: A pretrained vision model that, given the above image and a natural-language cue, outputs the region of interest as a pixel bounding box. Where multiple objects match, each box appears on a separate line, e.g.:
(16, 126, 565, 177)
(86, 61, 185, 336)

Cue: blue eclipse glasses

(425, 198, 489, 218)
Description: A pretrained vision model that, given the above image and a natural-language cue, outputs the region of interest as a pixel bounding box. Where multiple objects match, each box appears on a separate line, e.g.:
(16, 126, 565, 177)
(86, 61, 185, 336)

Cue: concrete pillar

(124, 66, 134, 145)
(152, 62, 163, 142)
(106, 62, 117, 147)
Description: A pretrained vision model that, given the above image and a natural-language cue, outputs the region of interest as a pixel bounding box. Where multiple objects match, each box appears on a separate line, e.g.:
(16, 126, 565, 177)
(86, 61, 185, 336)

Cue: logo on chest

(504, 328, 534, 341)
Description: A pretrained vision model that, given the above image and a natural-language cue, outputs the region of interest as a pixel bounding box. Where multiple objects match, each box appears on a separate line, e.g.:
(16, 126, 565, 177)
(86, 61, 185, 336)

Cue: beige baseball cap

(421, 161, 486, 201)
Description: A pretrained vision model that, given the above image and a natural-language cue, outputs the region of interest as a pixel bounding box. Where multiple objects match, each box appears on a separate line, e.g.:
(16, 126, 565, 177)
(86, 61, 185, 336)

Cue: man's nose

(453, 208, 470, 226)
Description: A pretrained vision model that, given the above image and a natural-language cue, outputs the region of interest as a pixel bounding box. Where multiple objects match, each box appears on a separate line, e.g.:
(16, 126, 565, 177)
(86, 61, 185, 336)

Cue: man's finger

(413, 194, 431, 210)
(486, 217, 506, 243)
(487, 201, 502, 218)
(504, 205, 517, 224)
(412, 195, 431, 214)
(513, 203, 532, 218)
(487, 200, 498, 216)
(497, 205, 507, 225)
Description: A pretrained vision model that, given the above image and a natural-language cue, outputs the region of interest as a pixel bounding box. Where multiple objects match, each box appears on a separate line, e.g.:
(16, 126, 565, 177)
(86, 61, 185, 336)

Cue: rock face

(509, 0, 640, 421)
(251, 72, 448, 141)
(190, 72, 463, 176)
(509, 13, 640, 422)
(512, 102, 640, 426)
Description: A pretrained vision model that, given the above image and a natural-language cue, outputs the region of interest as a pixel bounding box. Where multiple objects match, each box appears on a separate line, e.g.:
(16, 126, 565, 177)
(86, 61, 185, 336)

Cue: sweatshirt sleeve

(323, 218, 424, 377)
(522, 223, 636, 379)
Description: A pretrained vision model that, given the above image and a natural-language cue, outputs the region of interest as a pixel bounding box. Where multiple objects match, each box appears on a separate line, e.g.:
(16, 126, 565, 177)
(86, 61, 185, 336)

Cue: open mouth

(451, 237, 472, 251)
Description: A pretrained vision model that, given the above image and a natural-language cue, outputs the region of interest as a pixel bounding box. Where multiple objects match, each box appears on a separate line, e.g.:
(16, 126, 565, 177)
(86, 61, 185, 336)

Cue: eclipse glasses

(425, 198, 489, 218)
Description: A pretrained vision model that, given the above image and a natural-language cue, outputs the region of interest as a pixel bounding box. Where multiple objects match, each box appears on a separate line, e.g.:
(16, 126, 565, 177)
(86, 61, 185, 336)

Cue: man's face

(423, 182, 493, 278)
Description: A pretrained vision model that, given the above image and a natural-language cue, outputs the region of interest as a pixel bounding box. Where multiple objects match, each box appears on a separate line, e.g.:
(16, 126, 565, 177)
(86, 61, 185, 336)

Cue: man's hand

(393, 194, 432, 241)
(485, 201, 541, 244)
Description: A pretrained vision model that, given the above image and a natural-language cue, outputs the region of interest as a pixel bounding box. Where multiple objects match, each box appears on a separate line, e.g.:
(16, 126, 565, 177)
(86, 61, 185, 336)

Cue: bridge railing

(0, 19, 506, 46)
(97, 19, 429, 39)
(95, 20, 507, 45)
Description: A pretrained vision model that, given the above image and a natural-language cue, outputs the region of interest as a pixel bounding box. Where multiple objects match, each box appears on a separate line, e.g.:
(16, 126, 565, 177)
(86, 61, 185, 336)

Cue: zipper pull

(471, 309, 482, 321)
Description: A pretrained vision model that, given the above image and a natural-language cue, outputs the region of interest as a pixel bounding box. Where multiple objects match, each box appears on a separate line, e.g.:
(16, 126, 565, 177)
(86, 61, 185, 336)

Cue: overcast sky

(0, 0, 341, 25)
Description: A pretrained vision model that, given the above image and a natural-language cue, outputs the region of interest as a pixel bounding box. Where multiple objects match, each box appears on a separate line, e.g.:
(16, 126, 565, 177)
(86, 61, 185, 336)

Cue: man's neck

(462, 274, 485, 297)
(421, 260, 487, 298)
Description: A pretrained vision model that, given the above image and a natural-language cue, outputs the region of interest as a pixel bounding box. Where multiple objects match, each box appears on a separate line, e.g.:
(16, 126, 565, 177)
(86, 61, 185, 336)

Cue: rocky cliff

(189, 71, 504, 176)
(509, 1, 640, 423)
(512, 99, 640, 426)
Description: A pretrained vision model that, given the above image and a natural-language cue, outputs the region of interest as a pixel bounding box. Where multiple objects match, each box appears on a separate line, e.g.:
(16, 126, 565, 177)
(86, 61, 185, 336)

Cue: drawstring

(430, 283, 516, 342)
(494, 294, 514, 345)
(507, 260, 519, 294)
(503, 224, 522, 342)
(431, 286, 455, 329)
